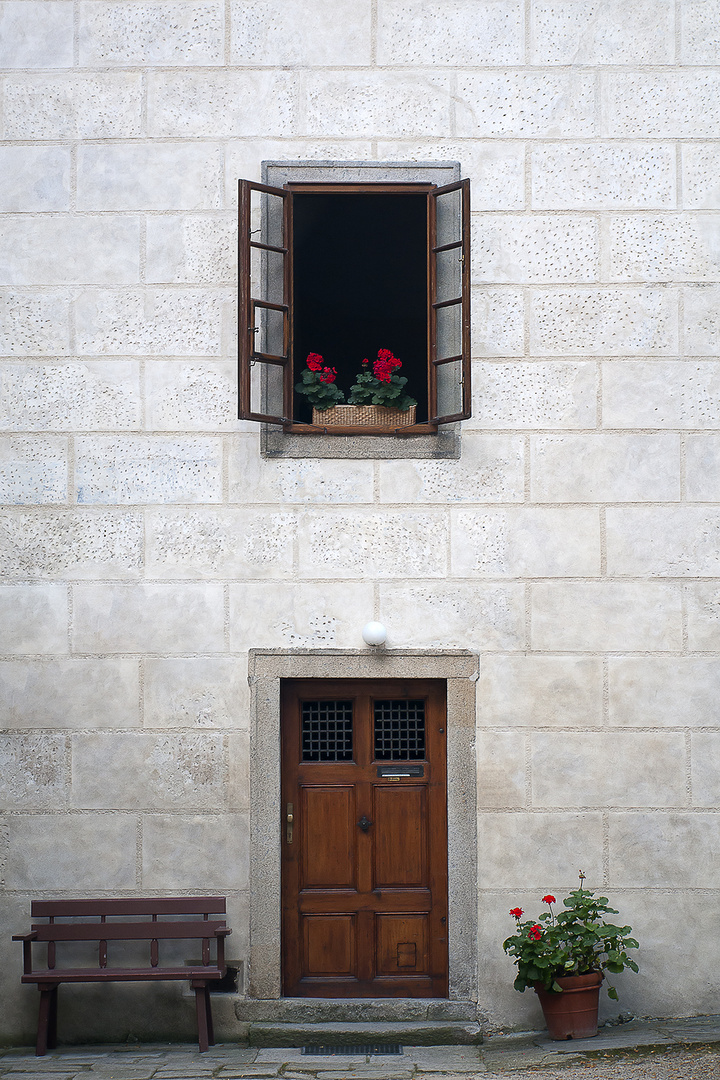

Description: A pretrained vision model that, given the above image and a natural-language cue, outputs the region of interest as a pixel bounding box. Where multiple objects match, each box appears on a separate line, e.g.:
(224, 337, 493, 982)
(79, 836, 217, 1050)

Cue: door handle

(357, 815, 373, 832)
(286, 803, 294, 844)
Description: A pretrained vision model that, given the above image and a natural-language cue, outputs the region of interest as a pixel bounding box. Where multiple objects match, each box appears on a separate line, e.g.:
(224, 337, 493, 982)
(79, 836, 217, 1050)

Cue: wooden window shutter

(238, 180, 293, 424)
(428, 179, 471, 424)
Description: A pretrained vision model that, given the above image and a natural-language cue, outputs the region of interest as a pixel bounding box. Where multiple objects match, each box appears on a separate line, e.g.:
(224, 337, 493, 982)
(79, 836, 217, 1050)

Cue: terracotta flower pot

(534, 971, 603, 1040)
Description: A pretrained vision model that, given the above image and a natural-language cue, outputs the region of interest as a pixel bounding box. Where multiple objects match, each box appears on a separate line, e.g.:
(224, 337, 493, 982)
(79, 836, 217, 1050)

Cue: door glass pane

(374, 700, 425, 761)
(435, 186, 461, 248)
(250, 359, 284, 418)
(436, 302, 461, 361)
(250, 187, 285, 250)
(255, 304, 285, 358)
(436, 359, 463, 419)
(250, 246, 285, 307)
(302, 701, 353, 762)
(436, 247, 462, 306)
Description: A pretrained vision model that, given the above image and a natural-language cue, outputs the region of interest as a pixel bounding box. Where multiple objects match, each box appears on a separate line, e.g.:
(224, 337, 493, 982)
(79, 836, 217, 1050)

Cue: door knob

(357, 815, 373, 832)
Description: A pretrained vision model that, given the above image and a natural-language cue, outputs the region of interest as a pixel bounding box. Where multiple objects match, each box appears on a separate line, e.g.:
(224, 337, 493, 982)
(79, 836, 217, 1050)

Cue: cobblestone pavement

(2, 1019, 719, 1080)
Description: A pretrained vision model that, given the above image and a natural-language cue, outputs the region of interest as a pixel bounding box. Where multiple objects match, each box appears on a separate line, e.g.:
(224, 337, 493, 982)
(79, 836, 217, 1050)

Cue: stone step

(243, 1021, 483, 1048)
(233, 999, 478, 1024)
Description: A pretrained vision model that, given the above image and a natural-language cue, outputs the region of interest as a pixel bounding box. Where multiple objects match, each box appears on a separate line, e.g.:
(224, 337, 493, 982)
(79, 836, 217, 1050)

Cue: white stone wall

(2, 0, 720, 1041)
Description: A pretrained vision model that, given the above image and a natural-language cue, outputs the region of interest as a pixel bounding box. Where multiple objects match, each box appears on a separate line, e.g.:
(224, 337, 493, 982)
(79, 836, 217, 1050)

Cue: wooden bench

(13, 897, 231, 1056)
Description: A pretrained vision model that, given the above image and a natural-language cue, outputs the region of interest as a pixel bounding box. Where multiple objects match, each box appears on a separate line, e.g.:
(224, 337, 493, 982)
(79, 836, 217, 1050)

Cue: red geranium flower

(542, 895, 556, 905)
(319, 367, 337, 384)
(509, 907, 524, 919)
(528, 925, 542, 941)
(306, 352, 323, 372)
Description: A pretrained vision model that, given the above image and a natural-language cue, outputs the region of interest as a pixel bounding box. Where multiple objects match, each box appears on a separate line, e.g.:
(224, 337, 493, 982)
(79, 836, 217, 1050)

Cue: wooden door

(281, 679, 448, 997)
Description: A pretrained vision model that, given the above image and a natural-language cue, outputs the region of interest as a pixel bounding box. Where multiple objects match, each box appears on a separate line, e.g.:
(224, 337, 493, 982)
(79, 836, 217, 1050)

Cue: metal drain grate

(302, 1045, 403, 1056)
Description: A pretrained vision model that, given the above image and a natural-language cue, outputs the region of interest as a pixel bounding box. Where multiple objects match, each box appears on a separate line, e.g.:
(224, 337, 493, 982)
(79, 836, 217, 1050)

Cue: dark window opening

(292, 193, 429, 424)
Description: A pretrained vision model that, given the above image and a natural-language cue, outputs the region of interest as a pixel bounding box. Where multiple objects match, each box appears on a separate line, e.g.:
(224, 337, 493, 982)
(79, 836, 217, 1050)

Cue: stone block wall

(2, 0, 720, 1041)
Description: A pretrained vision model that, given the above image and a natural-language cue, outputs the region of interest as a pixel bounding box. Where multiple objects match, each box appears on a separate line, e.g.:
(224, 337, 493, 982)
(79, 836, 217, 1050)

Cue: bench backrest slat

(31, 897, 225, 918)
(30, 920, 227, 942)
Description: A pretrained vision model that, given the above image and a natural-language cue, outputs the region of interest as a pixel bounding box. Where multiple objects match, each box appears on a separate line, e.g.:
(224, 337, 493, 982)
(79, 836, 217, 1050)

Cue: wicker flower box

(312, 404, 417, 428)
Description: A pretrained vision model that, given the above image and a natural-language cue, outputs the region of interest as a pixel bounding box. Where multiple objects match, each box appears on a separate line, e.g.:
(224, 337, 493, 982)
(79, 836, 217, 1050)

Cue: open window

(238, 178, 470, 434)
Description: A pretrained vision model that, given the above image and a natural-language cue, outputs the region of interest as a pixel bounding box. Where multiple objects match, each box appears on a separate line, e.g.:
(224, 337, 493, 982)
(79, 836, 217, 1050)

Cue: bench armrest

(12, 932, 38, 942)
(214, 928, 232, 937)
(13, 931, 38, 975)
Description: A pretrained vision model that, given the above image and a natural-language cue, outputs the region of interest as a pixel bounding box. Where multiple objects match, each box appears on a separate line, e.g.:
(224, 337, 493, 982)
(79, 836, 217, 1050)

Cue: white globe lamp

(362, 621, 387, 647)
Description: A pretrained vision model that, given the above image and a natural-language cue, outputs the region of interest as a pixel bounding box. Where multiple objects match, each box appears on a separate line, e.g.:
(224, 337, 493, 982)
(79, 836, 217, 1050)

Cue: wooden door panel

(376, 914, 429, 976)
(373, 785, 427, 888)
(301, 786, 356, 889)
(302, 915, 356, 977)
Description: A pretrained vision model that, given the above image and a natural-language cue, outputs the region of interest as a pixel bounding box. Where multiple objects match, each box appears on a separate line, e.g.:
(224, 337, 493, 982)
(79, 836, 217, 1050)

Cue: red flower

(306, 352, 323, 372)
(509, 907, 524, 919)
(528, 925, 542, 941)
(542, 895, 556, 905)
(319, 366, 337, 384)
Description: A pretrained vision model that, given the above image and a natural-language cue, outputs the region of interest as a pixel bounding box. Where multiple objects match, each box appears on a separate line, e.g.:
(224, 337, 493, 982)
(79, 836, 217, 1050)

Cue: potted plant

(295, 353, 345, 417)
(346, 348, 417, 426)
(502, 872, 639, 1040)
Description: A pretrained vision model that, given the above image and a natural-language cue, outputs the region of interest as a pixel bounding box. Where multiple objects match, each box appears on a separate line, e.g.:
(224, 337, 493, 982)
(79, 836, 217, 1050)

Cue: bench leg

(36, 985, 58, 1056)
(205, 986, 215, 1048)
(193, 983, 210, 1053)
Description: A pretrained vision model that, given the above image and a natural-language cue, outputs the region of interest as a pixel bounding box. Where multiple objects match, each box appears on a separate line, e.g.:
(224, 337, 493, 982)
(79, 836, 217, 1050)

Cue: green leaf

(607, 986, 618, 1001)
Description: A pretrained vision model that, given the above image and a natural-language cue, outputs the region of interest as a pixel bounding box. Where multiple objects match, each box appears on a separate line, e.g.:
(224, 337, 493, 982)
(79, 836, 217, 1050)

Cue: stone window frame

(255, 161, 466, 460)
(246, 648, 479, 1005)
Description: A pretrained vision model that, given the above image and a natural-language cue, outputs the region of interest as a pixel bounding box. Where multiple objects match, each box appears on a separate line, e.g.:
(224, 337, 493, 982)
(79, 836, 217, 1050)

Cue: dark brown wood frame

(238, 179, 471, 434)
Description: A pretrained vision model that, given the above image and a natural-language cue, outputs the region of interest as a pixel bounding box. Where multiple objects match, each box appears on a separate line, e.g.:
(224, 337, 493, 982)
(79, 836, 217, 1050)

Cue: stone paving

(2, 1018, 720, 1080)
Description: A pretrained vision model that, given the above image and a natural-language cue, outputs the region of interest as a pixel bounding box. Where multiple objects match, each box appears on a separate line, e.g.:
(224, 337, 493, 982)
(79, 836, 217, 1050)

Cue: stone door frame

(247, 649, 478, 1002)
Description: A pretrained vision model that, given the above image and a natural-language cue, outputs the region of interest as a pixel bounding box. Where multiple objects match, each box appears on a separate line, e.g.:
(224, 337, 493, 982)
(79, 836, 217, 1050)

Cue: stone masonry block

(306, 73, 453, 138)
(0, 734, 67, 810)
(456, 72, 595, 137)
(601, 72, 720, 137)
(603, 361, 720, 428)
(71, 583, 225, 654)
(142, 813, 248, 890)
(691, 733, 720, 806)
(478, 656, 602, 727)
(4, 814, 137, 889)
(471, 291, 524, 357)
(451, 507, 600, 577)
(471, 361, 596, 428)
(225, 139, 374, 198)
(530, 288, 678, 355)
(477, 812, 603, 888)
(686, 583, 720, 651)
(79, 1, 224, 65)
(148, 72, 298, 138)
(530, 434, 680, 502)
(0, 293, 71, 355)
(0, 436, 67, 504)
(473, 216, 599, 284)
(146, 215, 236, 285)
(228, 582, 374, 650)
(686, 435, 720, 500)
(681, 0, 720, 62)
(146, 361, 238, 431)
(532, 0, 673, 64)
(144, 657, 248, 729)
(0, 585, 67, 654)
(377, 141, 525, 210)
(684, 287, 720, 356)
(75, 435, 223, 504)
(609, 813, 720, 887)
(377, 0, 523, 65)
(77, 144, 223, 212)
(476, 731, 526, 809)
(0, 146, 71, 212)
(229, 437, 374, 503)
(146, 508, 295, 578)
(683, 145, 720, 208)
(0, 1, 73, 67)
(531, 582, 682, 651)
(74, 289, 230, 356)
(606, 506, 720, 576)
(227, 731, 249, 810)
(609, 657, 720, 727)
(378, 435, 524, 503)
(231, 0, 371, 65)
(531, 143, 675, 209)
(297, 509, 448, 578)
(1, 659, 140, 728)
(0, 362, 141, 430)
(0, 510, 142, 579)
(531, 731, 686, 807)
(378, 582, 525, 649)
(71, 732, 226, 809)
(606, 215, 720, 282)
(3, 74, 142, 140)
(0, 216, 140, 287)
